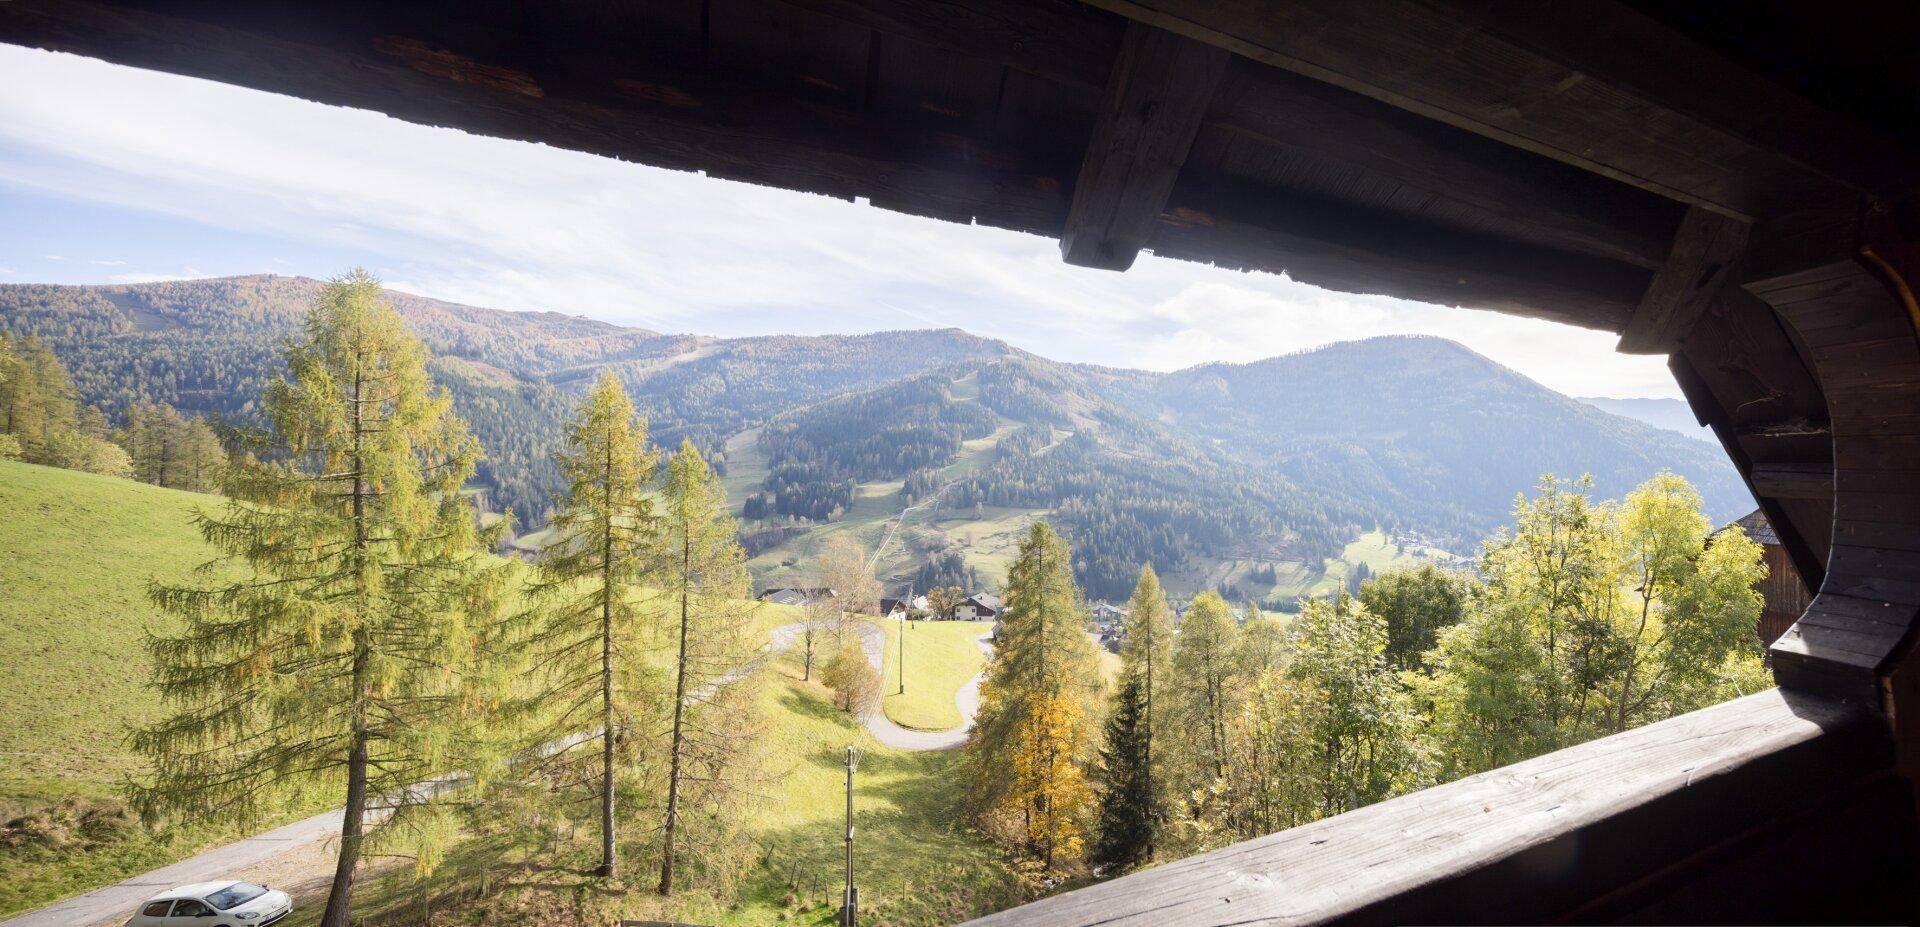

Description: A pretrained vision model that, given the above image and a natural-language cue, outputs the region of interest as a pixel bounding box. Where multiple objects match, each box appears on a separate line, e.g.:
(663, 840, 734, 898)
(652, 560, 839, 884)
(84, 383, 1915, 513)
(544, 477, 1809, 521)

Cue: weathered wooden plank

(1750, 462, 1831, 500)
(1209, 60, 1679, 268)
(1149, 174, 1647, 329)
(1618, 205, 1751, 353)
(961, 689, 1883, 926)
(1060, 22, 1229, 270)
(1077, 0, 1895, 217)
(774, 0, 1124, 89)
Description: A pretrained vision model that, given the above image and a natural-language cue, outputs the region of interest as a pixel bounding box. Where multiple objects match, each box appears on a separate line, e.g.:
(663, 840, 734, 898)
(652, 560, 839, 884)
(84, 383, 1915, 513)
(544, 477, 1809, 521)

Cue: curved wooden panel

(1751, 252, 1920, 707)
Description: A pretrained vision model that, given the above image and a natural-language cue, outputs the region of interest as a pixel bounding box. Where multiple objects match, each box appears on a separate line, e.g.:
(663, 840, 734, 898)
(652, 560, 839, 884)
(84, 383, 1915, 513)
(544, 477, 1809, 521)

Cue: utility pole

(899, 582, 911, 696)
(841, 745, 859, 927)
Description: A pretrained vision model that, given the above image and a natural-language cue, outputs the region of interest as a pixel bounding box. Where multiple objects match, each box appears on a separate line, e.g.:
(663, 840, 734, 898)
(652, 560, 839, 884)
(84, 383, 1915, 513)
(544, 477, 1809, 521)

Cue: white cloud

(0, 45, 1679, 398)
(88, 259, 126, 266)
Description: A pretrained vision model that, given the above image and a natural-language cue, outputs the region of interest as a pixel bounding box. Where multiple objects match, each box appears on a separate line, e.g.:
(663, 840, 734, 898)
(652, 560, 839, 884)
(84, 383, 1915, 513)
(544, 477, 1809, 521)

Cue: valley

(1, 276, 1750, 605)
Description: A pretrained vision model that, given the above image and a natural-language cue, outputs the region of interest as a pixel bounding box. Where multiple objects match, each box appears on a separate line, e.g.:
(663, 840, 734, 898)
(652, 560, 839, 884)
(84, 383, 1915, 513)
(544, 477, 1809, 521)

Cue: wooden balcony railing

(962, 688, 1912, 925)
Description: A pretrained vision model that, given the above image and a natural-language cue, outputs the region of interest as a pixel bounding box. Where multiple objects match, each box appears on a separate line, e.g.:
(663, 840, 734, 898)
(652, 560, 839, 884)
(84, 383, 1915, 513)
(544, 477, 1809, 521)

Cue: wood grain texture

(1751, 254, 1920, 706)
(1208, 60, 1680, 269)
(1078, 0, 1896, 218)
(960, 689, 1885, 926)
(1060, 22, 1229, 270)
(1618, 205, 1752, 354)
(1750, 462, 1833, 500)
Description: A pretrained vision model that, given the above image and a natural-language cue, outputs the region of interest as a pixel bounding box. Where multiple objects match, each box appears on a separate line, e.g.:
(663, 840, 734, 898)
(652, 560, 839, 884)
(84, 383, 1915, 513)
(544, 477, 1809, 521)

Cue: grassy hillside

(875, 620, 993, 731)
(0, 459, 811, 918)
(294, 655, 1025, 927)
(0, 459, 223, 806)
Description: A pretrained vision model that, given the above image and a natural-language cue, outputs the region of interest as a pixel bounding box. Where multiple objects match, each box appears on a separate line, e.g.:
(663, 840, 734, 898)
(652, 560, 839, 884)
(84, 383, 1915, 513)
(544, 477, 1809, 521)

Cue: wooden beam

(1151, 173, 1648, 330)
(1618, 206, 1752, 354)
(1079, 0, 1915, 218)
(1211, 61, 1680, 269)
(1061, 22, 1229, 271)
(0, 0, 1073, 237)
(0, 0, 1657, 329)
(771, 0, 1123, 89)
(1752, 462, 1834, 501)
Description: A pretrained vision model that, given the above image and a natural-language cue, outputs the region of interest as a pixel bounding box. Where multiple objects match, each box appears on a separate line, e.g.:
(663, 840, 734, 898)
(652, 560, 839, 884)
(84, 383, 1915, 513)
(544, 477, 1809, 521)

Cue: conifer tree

(968, 522, 1100, 871)
(520, 373, 658, 878)
(1092, 565, 1173, 871)
(0, 333, 76, 463)
(654, 438, 758, 895)
(135, 272, 509, 927)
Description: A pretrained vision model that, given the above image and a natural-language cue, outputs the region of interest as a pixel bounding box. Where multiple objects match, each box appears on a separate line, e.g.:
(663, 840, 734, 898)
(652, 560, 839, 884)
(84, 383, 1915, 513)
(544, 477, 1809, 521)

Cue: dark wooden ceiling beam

(1210, 61, 1679, 269)
(771, 0, 1123, 89)
(1617, 205, 1752, 354)
(0, 0, 1653, 329)
(1061, 22, 1230, 271)
(0, 0, 1073, 236)
(1151, 174, 1648, 330)
(1080, 0, 1912, 220)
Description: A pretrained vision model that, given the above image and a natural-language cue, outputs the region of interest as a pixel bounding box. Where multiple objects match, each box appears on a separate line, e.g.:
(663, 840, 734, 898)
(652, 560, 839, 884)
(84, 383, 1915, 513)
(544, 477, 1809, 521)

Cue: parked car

(127, 881, 291, 926)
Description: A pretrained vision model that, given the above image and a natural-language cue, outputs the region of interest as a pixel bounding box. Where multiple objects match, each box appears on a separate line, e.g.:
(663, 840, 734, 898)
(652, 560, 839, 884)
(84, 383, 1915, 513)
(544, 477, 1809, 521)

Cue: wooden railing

(961, 688, 1910, 925)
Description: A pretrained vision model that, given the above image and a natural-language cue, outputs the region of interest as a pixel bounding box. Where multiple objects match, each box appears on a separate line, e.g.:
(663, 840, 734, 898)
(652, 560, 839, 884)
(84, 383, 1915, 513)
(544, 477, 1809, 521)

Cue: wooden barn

(1730, 508, 1817, 649)
(5, 1, 1916, 922)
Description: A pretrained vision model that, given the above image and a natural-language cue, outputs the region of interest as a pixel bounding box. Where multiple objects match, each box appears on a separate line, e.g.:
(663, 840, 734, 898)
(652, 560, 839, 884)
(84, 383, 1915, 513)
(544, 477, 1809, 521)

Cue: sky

(0, 44, 1681, 399)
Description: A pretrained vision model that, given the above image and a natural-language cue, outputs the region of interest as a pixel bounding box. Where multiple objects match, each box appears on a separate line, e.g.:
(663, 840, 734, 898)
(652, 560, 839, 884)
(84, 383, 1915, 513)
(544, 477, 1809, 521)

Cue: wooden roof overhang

(5, 1, 1919, 921)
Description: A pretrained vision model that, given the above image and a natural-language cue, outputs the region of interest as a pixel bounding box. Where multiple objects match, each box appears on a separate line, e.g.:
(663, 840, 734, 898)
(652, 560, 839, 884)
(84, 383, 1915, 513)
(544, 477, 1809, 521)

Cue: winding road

(3, 619, 994, 927)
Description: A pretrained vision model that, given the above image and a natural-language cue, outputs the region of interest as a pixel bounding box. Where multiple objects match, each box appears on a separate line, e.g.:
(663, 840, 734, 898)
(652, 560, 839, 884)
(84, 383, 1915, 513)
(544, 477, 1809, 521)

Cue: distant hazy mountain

(1575, 396, 1714, 443)
(1131, 337, 1750, 533)
(2, 277, 1753, 597)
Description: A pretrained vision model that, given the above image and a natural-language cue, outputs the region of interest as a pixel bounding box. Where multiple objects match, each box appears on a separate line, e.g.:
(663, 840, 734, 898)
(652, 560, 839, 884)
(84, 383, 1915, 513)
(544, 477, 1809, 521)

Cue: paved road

(3, 620, 992, 927)
(851, 622, 993, 750)
(2, 809, 346, 927)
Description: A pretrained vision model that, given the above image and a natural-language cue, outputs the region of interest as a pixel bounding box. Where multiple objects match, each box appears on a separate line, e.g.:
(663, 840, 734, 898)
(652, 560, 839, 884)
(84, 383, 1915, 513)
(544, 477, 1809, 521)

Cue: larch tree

(1170, 591, 1241, 787)
(653, 438, 759, 896)
(0, 333, 75, 462)
(819, 533, 878, 644)
(135, 271, 510, 927)
(1092, 564, 1174, 872)
(967, 522, 1101, 871)
(520, 372, 658, 878)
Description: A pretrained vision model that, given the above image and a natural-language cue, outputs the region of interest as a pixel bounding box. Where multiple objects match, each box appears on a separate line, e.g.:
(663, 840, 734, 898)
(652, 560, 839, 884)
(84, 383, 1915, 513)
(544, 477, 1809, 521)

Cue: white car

(127, 881, 291, 926)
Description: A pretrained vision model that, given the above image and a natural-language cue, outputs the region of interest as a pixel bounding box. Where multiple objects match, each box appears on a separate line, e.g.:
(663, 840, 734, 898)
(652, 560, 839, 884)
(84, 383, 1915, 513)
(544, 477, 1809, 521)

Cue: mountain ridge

(2, 275, 1751, 598)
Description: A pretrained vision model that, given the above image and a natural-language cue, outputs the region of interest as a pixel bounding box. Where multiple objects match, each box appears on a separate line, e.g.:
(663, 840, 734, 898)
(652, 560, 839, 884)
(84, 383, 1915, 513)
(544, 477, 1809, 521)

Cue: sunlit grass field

(302, 653, 1025, 927)
(874, 619, 993, 730)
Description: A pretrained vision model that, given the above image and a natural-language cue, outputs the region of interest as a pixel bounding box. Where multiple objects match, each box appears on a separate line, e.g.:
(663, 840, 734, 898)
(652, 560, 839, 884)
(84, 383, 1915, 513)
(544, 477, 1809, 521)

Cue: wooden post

(841, 745, 858, 927)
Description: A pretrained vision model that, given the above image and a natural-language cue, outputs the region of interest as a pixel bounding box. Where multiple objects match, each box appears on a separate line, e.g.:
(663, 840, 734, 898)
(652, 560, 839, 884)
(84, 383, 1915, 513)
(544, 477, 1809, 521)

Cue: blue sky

(0, 44, 1680, 398)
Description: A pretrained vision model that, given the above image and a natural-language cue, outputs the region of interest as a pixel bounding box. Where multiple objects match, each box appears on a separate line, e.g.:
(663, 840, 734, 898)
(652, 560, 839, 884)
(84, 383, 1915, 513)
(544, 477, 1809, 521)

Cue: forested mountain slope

(0, 277, 1007, 523)
(1132, 336, 1749, 540)
(742, 356, 1375, 599)
(3, 277, 1749, 598)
